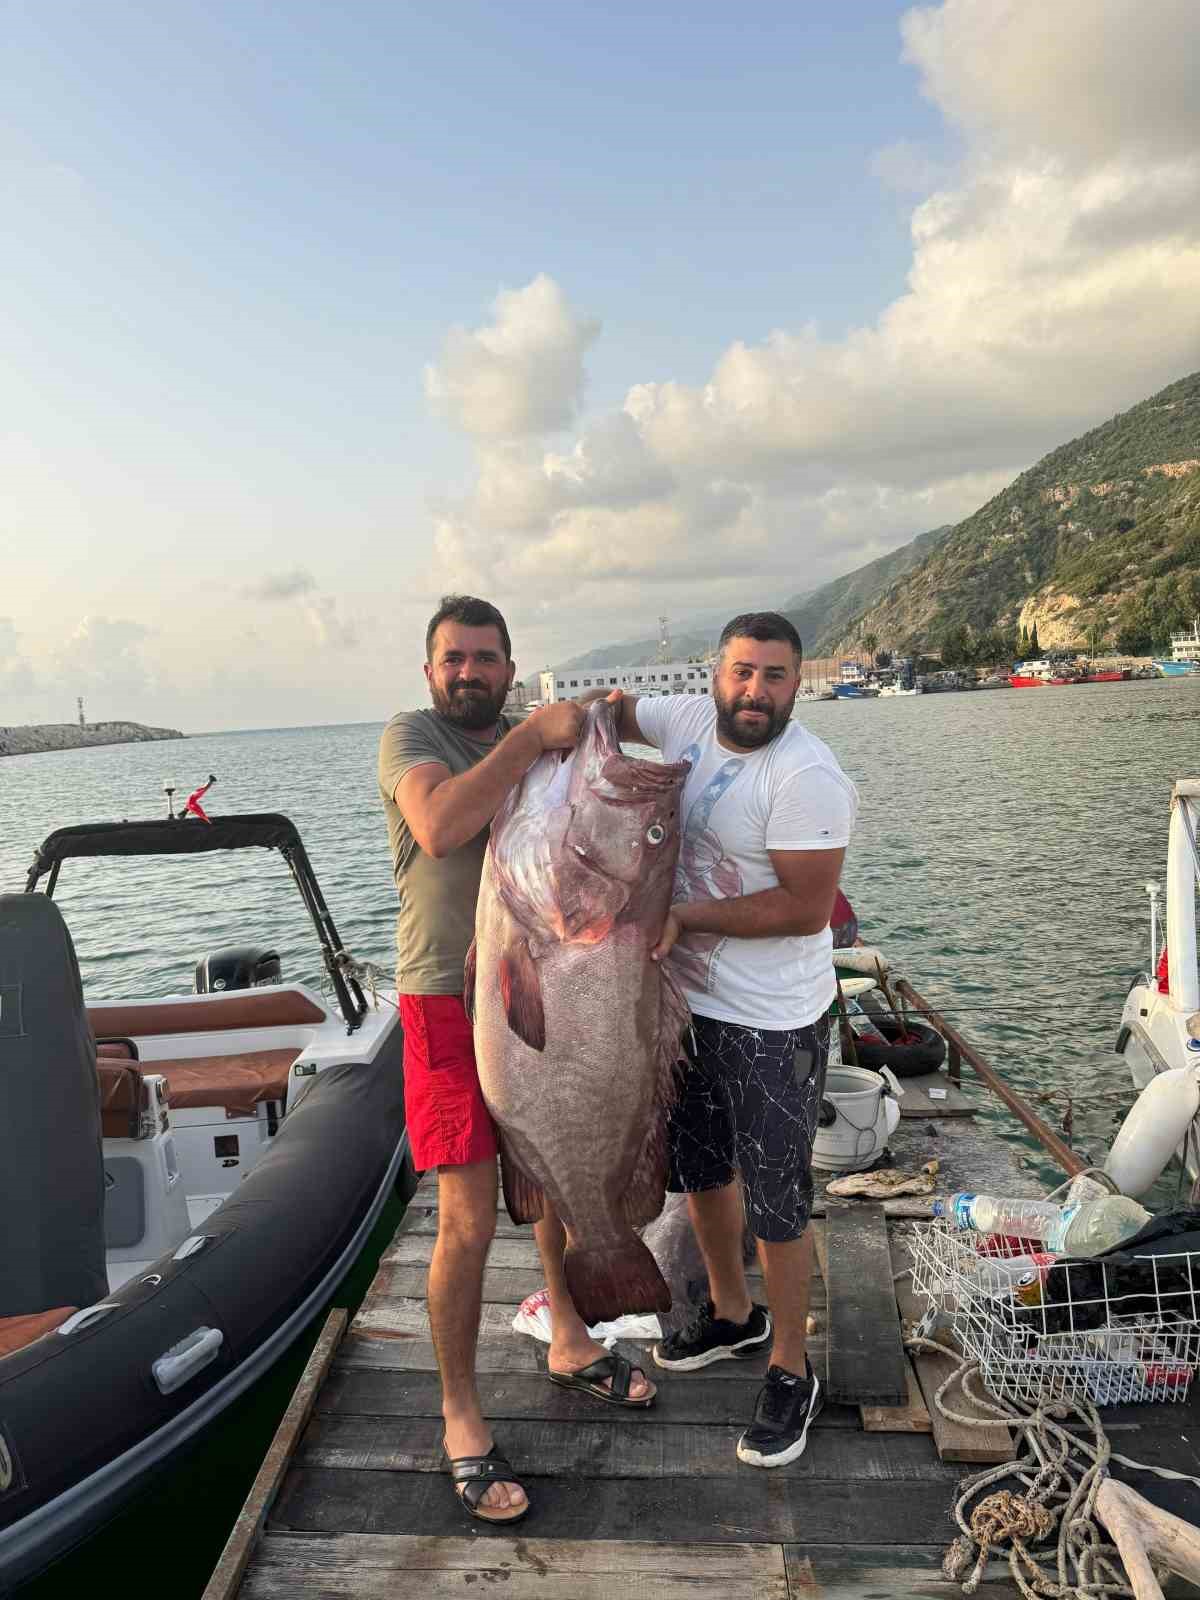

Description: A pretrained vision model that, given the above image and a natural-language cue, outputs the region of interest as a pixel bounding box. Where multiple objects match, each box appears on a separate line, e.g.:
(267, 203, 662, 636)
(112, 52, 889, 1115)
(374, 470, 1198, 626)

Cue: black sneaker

(736, 1360, 822, 1467)
(652, 1301, 772, 1371)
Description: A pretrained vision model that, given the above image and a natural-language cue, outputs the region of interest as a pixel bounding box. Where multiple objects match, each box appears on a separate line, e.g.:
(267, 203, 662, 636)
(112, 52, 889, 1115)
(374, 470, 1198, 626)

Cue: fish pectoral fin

(499, 1135, 545, 1225)
(499, 940, 546, 1052)
(463, 939, 477, 1023)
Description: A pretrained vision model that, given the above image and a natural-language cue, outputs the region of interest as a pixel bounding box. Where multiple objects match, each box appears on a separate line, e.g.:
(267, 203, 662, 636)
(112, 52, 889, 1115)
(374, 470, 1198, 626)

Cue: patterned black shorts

(667, 1012, 830, 1243)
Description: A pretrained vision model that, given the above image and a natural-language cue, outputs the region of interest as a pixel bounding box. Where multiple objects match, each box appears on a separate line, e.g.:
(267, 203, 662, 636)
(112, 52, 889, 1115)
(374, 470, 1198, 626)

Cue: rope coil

(907, 1331, 1197, 1598)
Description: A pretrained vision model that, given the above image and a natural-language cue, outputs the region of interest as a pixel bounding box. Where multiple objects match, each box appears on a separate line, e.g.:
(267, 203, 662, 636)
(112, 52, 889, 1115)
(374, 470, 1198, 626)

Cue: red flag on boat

(185, 776, 216, 823)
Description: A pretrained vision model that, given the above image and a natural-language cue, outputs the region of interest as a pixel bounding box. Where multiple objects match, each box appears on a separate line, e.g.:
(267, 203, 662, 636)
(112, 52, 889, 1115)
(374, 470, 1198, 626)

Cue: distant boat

(1153, 618, 1200, 676)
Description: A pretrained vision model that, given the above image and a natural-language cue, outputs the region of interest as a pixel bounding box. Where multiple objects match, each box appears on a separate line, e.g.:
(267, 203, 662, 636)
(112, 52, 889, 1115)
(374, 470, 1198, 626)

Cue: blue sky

(4, 1, 1198, 728)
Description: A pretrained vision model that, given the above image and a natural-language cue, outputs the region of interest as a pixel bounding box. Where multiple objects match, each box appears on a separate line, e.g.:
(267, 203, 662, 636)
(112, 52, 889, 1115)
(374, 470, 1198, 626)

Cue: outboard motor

(0, 895, 108, 1316)
(194, 945, 282, 994)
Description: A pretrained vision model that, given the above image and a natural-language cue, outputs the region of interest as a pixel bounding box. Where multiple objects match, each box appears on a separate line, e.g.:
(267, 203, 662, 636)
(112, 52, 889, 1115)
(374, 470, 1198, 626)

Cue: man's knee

(436, 1165, 498, 1255)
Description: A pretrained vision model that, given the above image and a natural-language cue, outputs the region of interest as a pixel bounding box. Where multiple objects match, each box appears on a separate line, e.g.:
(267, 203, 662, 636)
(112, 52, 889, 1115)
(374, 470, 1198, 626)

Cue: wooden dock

(214, 1065, 1200, 1600)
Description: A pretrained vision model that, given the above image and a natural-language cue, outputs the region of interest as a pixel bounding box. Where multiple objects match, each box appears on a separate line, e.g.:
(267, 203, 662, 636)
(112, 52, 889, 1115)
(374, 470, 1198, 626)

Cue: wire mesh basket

(910, 1220, 1200, 1405)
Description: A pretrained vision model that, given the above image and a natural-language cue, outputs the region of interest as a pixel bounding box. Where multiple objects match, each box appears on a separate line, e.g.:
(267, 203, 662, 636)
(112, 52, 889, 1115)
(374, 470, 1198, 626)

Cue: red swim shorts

(399, 994, 498, 1171)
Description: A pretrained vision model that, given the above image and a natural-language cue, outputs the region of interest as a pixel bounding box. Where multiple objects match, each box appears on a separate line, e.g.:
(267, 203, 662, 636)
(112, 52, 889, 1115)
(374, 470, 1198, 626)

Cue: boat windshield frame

(24, 813, 368, 1031)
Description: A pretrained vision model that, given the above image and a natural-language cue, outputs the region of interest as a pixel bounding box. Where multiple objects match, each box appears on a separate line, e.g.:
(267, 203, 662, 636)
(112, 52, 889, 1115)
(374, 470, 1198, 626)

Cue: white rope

(907, 1334, 1200, 1598)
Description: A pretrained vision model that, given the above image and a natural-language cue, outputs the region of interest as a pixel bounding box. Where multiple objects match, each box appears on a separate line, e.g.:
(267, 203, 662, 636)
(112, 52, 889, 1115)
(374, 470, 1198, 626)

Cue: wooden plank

(365, 1262, 767, 1307)
(385, 1234, 543, 1269)
(335, 1331, 797, 1383)
(273, 1466, 969, 1546)
(243, 1532, 788, 1600)
(822, 1203, 908, 1406)
(317, 1367, 855, 1428)
(859, 1355, 932, 1434)
(201, 1307, 347, 1600)
(784, 1545, 1029, 1597)
(893, 1244, 1014, 1465)
(894, 1069, 974, 1118)
(298, 1413, 956, 1482)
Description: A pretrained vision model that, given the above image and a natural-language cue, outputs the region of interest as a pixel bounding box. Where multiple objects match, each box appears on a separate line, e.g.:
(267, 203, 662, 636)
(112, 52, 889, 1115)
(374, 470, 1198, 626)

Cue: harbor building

(538, 659, 713, 704)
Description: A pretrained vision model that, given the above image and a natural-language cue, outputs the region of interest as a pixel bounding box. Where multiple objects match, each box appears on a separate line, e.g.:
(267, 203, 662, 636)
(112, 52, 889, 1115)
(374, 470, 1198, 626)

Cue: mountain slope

(557, 526, 946, 671)
(782, 524, 951, 655)
(841, 371, 1200, 655)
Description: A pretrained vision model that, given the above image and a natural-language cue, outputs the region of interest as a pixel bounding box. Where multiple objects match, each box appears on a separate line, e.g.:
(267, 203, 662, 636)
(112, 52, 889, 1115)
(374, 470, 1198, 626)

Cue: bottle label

(951, 1193, 977, 1231)
(1045, 1202, 1077, 1252)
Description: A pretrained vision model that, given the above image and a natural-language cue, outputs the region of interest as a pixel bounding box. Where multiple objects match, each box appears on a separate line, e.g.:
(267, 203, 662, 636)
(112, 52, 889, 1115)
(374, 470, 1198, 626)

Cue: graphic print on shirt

(670, 748, 745, 994)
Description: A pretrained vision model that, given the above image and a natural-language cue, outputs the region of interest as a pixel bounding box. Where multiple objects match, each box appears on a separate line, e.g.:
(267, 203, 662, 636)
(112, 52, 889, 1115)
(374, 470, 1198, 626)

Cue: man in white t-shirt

(607, 611, 858, 1468)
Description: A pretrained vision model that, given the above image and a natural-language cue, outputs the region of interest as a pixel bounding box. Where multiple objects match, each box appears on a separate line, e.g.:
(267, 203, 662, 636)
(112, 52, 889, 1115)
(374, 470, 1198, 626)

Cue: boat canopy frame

(24, 813, 368, 1031)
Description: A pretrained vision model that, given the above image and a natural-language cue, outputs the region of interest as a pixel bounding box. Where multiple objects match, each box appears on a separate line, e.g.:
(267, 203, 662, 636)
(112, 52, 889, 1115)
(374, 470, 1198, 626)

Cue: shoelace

(758, 1371, 806, 1424)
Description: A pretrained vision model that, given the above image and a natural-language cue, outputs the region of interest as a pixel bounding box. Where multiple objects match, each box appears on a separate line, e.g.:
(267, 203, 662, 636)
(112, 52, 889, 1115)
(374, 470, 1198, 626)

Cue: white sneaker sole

(735, 1380, 821, 1468)
(652, 1320, 772, 1372)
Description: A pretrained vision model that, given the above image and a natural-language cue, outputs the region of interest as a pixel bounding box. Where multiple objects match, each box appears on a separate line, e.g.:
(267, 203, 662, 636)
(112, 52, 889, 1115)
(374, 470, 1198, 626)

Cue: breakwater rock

(0, 721, 185, 757)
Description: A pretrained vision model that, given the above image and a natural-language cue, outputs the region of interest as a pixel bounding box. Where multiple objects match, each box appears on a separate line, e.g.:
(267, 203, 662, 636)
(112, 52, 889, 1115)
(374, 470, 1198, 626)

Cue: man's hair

(425, 595, 512, 662)
(717, 611, 803, 665)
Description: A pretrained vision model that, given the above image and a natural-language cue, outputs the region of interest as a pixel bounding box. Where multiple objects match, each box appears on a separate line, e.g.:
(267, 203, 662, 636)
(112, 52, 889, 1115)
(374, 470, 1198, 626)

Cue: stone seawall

(0, 721, 185, 757)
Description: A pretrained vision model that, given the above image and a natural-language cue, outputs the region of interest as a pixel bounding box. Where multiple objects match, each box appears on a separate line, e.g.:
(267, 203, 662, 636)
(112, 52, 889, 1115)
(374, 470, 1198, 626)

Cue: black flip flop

(547, 1350, 655, 1408)
(444, 1442, 530, 1525)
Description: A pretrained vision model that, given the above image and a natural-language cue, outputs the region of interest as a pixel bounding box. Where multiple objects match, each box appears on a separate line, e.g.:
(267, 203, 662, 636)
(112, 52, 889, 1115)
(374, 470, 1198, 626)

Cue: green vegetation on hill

(843, 370, 1200, 658)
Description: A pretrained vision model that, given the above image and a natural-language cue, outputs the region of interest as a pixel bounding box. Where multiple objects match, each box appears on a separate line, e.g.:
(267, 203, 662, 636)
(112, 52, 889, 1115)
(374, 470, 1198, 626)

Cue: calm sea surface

(2, 676, 1198, 1591)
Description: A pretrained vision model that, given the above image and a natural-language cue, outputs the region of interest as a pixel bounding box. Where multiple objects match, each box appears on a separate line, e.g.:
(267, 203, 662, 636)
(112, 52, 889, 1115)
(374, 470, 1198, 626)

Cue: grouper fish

(467, 699, 691, 1324)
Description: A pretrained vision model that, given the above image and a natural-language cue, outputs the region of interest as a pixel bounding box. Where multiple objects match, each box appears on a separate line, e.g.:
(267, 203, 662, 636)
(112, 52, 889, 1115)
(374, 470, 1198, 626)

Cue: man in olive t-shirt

(378, 595, 655, 1526)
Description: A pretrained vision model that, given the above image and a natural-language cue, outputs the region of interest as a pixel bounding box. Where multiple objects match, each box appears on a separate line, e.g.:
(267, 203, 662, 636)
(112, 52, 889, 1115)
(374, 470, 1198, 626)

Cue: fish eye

(646, 823, 666, 846)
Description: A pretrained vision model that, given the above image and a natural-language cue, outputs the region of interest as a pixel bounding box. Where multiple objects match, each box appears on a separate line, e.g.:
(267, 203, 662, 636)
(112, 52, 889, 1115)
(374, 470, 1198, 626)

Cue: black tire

(850, 1018, 946, 1078)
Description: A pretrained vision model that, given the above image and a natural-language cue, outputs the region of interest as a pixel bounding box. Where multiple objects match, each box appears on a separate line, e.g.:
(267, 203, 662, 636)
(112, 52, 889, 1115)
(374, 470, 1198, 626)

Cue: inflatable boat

(0, 814, 408, 1592)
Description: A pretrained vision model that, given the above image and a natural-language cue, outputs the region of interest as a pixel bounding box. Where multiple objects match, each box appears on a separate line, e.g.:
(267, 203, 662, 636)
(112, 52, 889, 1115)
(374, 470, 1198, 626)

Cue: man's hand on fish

(523, 699, 588, 752)
(650, 906, 684, 963)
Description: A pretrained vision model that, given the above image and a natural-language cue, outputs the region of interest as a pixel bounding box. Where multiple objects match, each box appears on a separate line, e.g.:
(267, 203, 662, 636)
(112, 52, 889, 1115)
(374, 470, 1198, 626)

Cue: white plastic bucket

(812, 1063, 903, 1172)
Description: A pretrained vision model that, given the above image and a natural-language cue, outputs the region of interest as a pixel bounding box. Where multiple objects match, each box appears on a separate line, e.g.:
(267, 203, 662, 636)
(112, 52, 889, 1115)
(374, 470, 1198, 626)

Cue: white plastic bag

(511, 1288, 661, 1347)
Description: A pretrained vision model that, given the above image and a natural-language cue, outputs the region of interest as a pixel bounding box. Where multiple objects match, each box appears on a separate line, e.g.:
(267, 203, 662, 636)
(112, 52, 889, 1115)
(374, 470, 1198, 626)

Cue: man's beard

(431, 678, 509, 731)
(713, 684, 795, 750)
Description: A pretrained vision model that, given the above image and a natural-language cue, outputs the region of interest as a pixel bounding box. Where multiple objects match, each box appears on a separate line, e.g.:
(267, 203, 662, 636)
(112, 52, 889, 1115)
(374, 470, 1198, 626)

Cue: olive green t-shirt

(378, 708, 512, 995)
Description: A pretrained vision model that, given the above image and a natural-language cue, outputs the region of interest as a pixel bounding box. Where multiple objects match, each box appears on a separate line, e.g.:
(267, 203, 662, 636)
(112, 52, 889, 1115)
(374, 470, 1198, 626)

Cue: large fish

(467, 699, 691, 1324)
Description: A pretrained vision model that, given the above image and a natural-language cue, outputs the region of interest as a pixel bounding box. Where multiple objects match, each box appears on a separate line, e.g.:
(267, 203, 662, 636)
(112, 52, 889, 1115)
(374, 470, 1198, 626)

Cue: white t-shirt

(634, 694, 858, 1030)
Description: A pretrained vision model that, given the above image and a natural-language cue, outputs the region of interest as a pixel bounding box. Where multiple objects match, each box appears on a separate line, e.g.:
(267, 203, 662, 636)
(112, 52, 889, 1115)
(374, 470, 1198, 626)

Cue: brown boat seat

(98, 1060, 149, 1139)
(0, 1307, 76, 1358)
(87, 988, 326, 1040)
(153, 1049, 296, 1118)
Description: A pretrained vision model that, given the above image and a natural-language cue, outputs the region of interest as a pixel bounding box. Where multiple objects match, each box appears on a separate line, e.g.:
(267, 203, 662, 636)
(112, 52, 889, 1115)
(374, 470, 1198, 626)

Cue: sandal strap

(572, 1351, 634, 1399)
(446, 1446, 523, 1512)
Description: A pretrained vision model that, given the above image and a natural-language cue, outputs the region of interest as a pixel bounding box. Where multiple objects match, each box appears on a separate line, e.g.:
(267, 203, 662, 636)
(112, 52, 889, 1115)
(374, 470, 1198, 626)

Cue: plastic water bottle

(933, 1192, 1063, 1241)
(1043, 1195, 1151, 1256)
(934, 1190, 1151, 1257)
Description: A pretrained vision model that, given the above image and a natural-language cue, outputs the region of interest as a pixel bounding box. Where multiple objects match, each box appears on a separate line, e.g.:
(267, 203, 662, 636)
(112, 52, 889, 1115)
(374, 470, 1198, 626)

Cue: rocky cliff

(0, 720, 185, 758)
(836, 370, 1200, 657)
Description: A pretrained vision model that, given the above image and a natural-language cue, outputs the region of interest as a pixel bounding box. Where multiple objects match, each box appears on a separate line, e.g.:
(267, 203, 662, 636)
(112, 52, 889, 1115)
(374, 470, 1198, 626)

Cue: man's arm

(395, 702, 584, 860)
(651, 848, 845, 960)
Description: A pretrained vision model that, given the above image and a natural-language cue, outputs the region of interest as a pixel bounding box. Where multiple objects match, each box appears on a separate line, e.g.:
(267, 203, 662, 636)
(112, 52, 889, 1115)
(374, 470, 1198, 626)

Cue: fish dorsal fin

(499, 938, 546, 1052)
(499, 1134, 545, 1224)
(622, 962, 691, 1229)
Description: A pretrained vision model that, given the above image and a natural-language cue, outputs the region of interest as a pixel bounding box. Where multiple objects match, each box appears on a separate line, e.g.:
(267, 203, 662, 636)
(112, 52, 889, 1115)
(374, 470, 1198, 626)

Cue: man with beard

(378, 594, 655, 1528)
(604, 611, 858, 1468)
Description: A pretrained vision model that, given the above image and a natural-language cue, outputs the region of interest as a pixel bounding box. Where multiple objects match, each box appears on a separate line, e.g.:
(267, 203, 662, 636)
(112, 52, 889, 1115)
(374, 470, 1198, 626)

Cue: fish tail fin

(564, 1236, 671, 1325)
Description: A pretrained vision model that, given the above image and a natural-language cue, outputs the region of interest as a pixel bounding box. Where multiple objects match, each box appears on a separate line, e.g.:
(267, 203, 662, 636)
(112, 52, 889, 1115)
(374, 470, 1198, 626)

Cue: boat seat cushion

(98, 1060, 149, 1139)
(154, 1049, 296, 1117)
(86, 987, 326, 1040)
(0, 1307, 76, 1358)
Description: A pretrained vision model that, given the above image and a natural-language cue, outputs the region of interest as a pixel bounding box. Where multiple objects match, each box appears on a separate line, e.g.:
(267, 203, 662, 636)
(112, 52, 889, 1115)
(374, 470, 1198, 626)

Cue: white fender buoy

(1103, 1065, 1200, 1198)
(831, 945, 889, 976)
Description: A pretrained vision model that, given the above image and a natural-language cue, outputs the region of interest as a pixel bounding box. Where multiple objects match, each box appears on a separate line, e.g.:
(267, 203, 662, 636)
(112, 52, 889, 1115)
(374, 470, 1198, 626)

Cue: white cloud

(302, 593, 358, 651)
(424, 274, 600, 440)
(0, 617, 38, 709)
(426, 0, 1200, 661)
